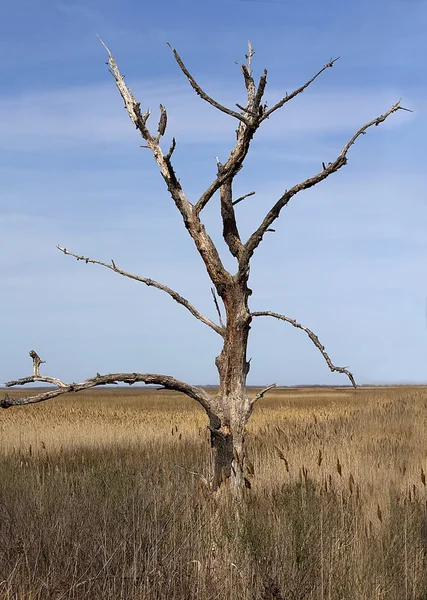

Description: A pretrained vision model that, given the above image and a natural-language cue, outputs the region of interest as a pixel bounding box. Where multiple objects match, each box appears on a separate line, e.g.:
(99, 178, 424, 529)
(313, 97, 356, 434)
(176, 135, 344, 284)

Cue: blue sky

(1, 0, 426, 387)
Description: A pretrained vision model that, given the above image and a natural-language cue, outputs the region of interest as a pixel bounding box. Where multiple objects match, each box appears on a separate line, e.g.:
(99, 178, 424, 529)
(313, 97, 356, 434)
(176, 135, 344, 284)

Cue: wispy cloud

(0, 80, 417, 152)
(1, 0, 426, 385)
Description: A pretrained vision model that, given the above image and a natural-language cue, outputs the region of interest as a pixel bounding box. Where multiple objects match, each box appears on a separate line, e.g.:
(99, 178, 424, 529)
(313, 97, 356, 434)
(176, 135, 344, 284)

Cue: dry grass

(1, 386, 427, 599)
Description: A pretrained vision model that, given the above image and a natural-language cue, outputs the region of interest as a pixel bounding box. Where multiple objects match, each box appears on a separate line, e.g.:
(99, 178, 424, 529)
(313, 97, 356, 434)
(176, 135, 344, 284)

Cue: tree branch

(194, 115, 258, 215)
(251, 383, 276, 405)
(254, 69, 268, 111)
(251, 311, 356, 387)
(29, 349, 45, 376)
(3, 357, 213, 411)
(220, 179, 244, 259)
(239, 42, 267, 114)
(98, 37, 230, 291)
(260, 57, 340, 122)
(155, 103, 167, 141)
(241, 41, 256, 104)
(56, 246, 224, 336)
(98, 36, 153, 138)
(5, 375, 68, 388)
(167, 43, 247, 123)
(211, 287, 225, 329)
(194, 43, 267, 215)
(232, 191, 255, 207)
(243, 100, 409, 264)
(97, 36, 189, 216)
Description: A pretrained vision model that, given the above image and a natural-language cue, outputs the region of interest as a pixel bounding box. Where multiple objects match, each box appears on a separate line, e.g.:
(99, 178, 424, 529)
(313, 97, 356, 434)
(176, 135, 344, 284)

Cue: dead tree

(2, 40, 410, 495)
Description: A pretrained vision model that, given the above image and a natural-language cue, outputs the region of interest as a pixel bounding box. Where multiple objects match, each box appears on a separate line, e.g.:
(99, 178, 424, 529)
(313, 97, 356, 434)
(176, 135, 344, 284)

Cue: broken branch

(251, 311, 356, 387)
(29, 350, 46, 377)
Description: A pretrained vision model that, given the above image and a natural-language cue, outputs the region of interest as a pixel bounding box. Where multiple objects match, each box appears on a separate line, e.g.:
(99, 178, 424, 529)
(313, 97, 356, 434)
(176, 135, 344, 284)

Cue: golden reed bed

(1, 386, 426, 599)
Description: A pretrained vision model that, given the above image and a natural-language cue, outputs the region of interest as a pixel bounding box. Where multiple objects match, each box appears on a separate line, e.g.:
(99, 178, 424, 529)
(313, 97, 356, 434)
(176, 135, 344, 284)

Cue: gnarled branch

(56, 246, 223, 336)
(3, 354, 212, 411)
(243, 100, 410, 264)
(251, 311, 356, 387)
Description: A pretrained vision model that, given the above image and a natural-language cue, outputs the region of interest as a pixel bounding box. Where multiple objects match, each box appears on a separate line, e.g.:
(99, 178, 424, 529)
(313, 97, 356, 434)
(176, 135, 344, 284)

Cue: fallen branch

(251, 311, 356, 387)
(3, 353, 213, 411)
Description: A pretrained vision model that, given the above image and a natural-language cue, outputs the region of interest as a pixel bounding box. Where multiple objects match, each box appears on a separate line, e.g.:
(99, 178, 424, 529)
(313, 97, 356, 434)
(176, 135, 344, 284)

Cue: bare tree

(2, 40, 410, 495)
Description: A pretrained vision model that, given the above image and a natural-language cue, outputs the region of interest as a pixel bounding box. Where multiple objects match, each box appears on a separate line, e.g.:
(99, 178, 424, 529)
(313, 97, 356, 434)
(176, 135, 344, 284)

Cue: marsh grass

(1, 386, 427, 599)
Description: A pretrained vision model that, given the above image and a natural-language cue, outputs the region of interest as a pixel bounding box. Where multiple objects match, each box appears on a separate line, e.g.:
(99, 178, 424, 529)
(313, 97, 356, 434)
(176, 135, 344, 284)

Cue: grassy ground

(1, 386, 427, 599)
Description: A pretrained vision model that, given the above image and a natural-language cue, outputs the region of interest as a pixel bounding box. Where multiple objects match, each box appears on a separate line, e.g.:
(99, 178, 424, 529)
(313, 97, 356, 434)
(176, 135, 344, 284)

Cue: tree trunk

(209, 277, 252, 495)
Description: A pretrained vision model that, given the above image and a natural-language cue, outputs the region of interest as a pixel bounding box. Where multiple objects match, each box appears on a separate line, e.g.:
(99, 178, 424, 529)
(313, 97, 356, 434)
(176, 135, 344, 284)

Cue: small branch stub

(211, 287, 225, 329)
(252, 383, 276, 405)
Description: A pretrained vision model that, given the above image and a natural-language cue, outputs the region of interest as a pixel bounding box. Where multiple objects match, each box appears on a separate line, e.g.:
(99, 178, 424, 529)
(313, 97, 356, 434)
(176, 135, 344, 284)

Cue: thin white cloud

(0, 79, 418, 151)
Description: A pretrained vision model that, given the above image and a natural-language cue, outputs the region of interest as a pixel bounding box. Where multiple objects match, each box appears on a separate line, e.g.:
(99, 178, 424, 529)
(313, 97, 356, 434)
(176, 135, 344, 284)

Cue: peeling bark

(209, 277, 253, 492)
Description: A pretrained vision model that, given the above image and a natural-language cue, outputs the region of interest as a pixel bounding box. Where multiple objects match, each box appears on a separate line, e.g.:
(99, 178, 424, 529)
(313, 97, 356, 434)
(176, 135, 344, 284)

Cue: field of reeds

(1, 385, 427, 599)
